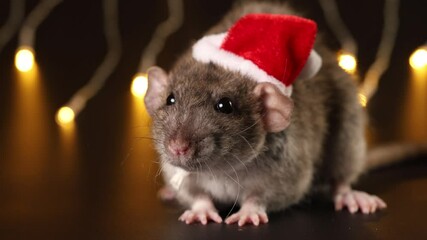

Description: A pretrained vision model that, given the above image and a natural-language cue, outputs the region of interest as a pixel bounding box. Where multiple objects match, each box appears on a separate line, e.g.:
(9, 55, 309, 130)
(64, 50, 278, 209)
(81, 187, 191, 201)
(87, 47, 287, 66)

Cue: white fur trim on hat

(192, 33, 322, 97)
(192, 33, 293, 96)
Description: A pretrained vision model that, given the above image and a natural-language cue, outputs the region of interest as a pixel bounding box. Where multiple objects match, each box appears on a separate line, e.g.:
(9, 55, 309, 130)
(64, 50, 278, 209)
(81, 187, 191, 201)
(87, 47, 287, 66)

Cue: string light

(338, 52, 357, 74)
(57, 0, 121, 125)
(15, 0, 63, 72)
(56, 106, 75, 125)
(137, 0, 184, 71)
(318, 0, 358, 73)
(133, 0, 184, 96)
(131, 74, 148, 97)
(0, 0, 25, 54)
(320, 0, 400, 107)
(3, 0, 408, 118)
(15, 46, 35, 72)
(359, 0, 400, 103)
(409, 46, 427, 70)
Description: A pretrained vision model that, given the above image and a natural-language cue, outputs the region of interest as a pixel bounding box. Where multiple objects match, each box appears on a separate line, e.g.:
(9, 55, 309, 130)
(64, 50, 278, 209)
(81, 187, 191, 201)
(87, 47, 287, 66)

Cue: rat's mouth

(162, 134, 217, 170)
(166, 154, 201, 171)
(165, 150, 216, 172)
(167, 160, 197, 173)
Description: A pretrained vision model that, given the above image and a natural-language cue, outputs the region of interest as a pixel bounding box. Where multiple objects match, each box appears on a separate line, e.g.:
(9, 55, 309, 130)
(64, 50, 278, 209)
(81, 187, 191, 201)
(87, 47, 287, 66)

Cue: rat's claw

(249, 214, 260, 226)
(334, 187, 387, 214)
(334, 193, 344, 211)
(207, 211, 223, 223)
(344, 192, 358, 213)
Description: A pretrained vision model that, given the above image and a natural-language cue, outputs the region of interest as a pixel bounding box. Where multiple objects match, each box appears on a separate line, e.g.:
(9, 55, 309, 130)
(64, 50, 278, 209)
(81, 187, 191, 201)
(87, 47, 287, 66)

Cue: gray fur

(148, 2, 366, 212)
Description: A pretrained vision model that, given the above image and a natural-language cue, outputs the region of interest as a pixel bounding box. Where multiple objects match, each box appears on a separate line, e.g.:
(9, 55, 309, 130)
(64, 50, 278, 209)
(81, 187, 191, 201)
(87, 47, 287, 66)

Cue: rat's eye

(166, 94, 176, 105)
(215, 97, 234, 114)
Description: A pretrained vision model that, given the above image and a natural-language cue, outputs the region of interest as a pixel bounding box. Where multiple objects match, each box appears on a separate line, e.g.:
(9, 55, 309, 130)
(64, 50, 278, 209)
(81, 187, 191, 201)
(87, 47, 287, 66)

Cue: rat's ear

(144, 66, 170, 115)
(253, 82, 294, 132)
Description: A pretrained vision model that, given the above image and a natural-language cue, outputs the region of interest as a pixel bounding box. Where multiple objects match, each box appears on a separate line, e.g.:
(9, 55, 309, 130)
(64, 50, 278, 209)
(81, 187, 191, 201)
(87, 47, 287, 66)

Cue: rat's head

(144, 58, 293, 172)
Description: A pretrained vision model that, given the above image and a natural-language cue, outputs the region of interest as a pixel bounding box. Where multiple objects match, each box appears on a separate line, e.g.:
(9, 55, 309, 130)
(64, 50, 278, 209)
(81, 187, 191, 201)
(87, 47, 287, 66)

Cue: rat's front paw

(334, 186, 387, 214)
(178, 208, 222, 225)
(178, 197, 222, 225)
(225, 201, 268, 226)
(157, 185, 176, 202)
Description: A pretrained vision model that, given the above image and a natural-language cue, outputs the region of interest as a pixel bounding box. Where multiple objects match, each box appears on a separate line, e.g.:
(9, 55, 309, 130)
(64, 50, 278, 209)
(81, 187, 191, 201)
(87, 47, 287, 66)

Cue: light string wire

(360, 0, 400, 101)
(18, 0, 63, 48)
(319, 0, 400, 104)
(0, 0, 25, 54)
(137, 0, 184, 72)
(318, 0, 358, 56)
(65, 0, 122, 117)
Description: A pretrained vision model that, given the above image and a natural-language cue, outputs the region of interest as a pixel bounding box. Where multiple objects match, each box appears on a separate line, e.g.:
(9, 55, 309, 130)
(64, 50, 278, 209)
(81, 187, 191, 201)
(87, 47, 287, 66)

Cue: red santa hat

(192, 14, 322, 96)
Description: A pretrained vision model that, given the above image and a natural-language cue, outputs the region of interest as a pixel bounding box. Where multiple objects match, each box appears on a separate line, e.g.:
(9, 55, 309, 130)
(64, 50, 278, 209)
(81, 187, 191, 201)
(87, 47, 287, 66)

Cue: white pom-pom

(298, 50, 323, 80)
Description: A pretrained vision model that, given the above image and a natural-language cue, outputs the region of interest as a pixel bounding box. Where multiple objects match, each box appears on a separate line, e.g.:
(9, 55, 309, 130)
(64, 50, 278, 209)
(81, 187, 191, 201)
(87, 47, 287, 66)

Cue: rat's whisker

(224, 159, 241, 219)
(230, 152, 249, 175)
(204, 159, 218, 186)
(237, 133, 261, 166)
(196, 160, 203, 183)
(155, 160, 165, 180)
(151, 159, 161, 164)
(223, 160, 243, 189)
(134, 136, 161, 142)
(238, 134, 257, 155)
(231, 113, 265, 136)
(131, 125, 151, 130)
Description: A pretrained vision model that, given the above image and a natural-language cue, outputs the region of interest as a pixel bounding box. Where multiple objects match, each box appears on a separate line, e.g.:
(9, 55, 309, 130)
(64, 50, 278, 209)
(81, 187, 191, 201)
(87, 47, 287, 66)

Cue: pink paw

(334, 189, 387, 214)
(178, 198, 222, 225)
(225, 202, 268, 226)
(157, 185, 176, 202)
(178, 208, 222, 225)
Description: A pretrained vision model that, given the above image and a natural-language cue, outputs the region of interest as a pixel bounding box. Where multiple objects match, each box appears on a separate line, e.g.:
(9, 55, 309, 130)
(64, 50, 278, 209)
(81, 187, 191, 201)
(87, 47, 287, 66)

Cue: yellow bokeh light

(15, 47, 35, 72)
(409, 47, 427, 70)
(358, 93, 367, 107)
(338, 53, 357, 74)
(56, 106, 75, 125)
(131, 73, 148, 97)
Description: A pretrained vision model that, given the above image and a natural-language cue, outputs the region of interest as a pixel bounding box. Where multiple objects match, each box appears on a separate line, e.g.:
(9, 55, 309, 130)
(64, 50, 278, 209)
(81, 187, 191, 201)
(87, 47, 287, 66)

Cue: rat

(144, 2, 388, 226)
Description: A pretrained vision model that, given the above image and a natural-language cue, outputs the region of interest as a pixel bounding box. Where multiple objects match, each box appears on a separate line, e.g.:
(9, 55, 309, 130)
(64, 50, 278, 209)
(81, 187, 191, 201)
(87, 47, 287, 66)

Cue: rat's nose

(168, 138, 190, 156)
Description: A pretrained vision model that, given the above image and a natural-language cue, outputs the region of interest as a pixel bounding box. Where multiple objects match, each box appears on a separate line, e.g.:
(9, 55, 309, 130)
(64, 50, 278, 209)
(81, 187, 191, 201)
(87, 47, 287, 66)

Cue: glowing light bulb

(15, 47, 35, 72)
(358, 93, 367, 107)
(131, 73, 148, 97)
(56, 106, 75, 125)
(338, 53, 357, 74)
(409, 47, 427, 70)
